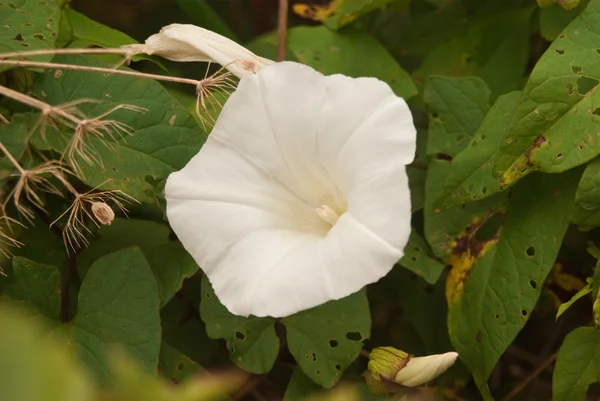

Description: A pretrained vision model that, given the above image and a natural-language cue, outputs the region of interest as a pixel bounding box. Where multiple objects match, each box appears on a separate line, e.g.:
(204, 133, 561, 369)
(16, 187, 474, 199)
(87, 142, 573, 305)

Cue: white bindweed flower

(124, 24, 273, 77)
(165, 60, 416, 318)
(365, 347, 458, 395)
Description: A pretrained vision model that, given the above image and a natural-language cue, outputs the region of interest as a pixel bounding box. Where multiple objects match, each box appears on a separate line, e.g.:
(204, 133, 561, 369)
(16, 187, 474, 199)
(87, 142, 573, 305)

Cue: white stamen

(315, 205, 340, 226)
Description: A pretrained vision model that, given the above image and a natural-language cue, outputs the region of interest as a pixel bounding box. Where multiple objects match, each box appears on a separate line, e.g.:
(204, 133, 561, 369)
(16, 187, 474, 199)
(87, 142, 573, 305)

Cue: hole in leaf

(593, 107, 600, 116)
(335, 364, 341, 371)
(577, 76, 598, 95)
(346, 332, 362, 341)
(481, 134, 487, 140)
(12, 33, 23, 41)
(572, 65, 583, 74)
(578, 143, 584, 150)
(555, 49, 565, 55)
(521, 310, 528, 317)
(312, 353, 317, 362)
(530, 280, 537, 289)
(20, 43, 28, 47)
(177, 363, 183, 371)
(316, 370, 320, 375)
(329, 340, 338, 348)
(410, 256, 417, 262)
(436, 153, 452, 161)
(235, 331, 245, 340)
(559, 33, 566, 39)
(557, 153, 564, 159)
(495, 314, 499, 319)
(23, 23, 32, 27)
(33, 34, 44, 40)
(8, 3, 16, 8)
(526, 247, 535, 256)
(566, 82, 575, 96)
(481, 187, 487, 195)
(597, 49, 600, 55)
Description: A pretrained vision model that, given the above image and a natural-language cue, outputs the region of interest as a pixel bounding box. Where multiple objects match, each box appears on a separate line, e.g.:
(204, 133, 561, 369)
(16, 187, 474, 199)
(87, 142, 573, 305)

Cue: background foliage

(2, 0, 600, 400)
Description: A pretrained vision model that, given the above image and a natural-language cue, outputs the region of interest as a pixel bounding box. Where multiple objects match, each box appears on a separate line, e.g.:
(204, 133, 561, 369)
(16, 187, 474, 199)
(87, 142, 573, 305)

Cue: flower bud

(365, 346, 458, 395)
(91, 202, 115, 225)
(124, 24, 273, 78)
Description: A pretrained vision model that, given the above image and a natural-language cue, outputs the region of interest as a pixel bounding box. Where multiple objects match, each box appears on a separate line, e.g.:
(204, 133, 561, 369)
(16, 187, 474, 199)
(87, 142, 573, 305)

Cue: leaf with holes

(281, 290, 370, 388)
(398, 231, 445, 284)
(76, 219, 198, 307)
(438, 91, 521, 209)
(292, 0, 396, 30)
(423, 76, 507, 261)
(448, 169, 580, 397)
(200, 276, 279, 374)
(158, 342, 206, 383)
(0, 0, 61, 70)
(69, 247, 161, 382)
(30, 54, 206, 203)
(492, 0, 600, 186)
(553, 327, 600, 401)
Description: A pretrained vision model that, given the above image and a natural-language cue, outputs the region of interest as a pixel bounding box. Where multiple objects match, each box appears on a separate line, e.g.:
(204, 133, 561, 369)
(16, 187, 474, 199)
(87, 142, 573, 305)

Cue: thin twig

(276, 0, 289, 62)
(0, 59, 202, 87)
(501, 351, 559, 401)
(0, 47, 134, 60)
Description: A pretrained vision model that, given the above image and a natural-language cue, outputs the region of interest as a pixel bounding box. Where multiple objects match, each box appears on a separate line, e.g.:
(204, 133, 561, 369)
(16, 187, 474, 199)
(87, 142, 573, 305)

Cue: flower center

(315, 204, 340, 226)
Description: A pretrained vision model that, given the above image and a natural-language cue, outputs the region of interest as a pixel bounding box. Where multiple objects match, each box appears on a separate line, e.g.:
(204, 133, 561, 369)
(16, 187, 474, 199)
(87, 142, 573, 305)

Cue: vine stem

(0, 47, 134, 60)
(0, 59, 203, 87)
(0, 141, 26, 176)
(276, 0, 289, 62)
(501, 350, 559, 401)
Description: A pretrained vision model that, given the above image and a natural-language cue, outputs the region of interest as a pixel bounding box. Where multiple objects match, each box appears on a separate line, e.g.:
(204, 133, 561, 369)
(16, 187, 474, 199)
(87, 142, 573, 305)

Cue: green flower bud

(365, 346, 459, 396)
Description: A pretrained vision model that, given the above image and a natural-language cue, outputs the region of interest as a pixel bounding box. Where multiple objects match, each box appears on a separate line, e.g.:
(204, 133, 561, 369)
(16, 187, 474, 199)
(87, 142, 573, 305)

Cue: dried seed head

(91, 202, 115, 225)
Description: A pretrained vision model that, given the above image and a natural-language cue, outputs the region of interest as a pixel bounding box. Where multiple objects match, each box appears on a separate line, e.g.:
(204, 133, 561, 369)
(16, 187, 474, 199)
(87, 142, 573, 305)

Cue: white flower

(165, 61, 416, 318)
(393, 352, 459, 387)
(124, 24, 273, 77)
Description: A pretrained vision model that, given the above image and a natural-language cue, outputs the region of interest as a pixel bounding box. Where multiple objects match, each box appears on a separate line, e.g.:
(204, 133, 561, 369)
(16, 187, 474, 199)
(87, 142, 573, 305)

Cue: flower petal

(166, 61, 416, 317)
(394, 352, 459, 387)
(124, 24, 273, 77)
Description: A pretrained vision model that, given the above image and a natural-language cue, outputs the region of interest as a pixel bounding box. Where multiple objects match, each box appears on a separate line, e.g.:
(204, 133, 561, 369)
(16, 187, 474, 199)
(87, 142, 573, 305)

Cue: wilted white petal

(166, 61, 416, 317)
(394, 352, 459, 387)
(124, 24, 273, 77)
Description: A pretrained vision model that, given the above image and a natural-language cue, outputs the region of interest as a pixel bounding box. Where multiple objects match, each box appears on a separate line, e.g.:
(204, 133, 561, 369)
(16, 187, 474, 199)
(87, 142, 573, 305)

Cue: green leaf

(59, 7, 137, 48)
(292, 0, 396, 30)
(77, 219, 198, 307)
(11, 221, 67, 268)
(0, 113, 38, 176)
(0, 307, 93, 401)
(284, 368, 324, 401)
(572, 157, 600, 228)
(553, 327, 600, 401)
(31, 54, 206, 203)
(447, 169, 581, 395)
(282, 290, 370, 389)
(398, 231, 445, 284)
(70, 247, 161, 382)
(200, 276, 279, 374)
(158, 342, 205, 383)
(438, 91, 521, 208)
(0, 256, 61, 324)
(556, 279, 592, 319)
(249, 26, 417, 100)
(412, 8, 532, 100)
(0, 0, 61, 69)
(423, 76, 507, 260)
(539, 0, 590, 41)
(492, 0, 600, 186)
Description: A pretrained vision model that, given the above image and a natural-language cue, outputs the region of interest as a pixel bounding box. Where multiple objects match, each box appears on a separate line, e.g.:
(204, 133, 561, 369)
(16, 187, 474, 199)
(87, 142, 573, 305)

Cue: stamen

(315, 205, 340, 226)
